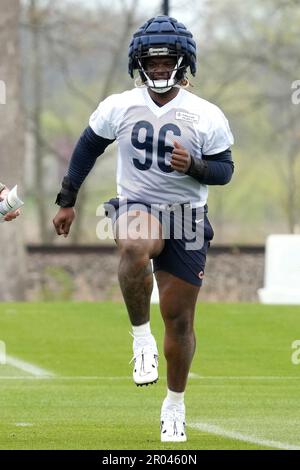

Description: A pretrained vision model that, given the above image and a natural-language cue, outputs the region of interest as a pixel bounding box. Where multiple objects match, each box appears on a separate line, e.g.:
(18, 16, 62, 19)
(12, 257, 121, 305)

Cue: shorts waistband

(150, 201, 205, 211)
(118, 197, 206, 211)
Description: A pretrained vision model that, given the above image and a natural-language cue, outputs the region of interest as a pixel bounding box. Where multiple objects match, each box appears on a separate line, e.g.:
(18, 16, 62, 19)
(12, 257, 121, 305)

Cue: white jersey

(89, 87, 234, 206)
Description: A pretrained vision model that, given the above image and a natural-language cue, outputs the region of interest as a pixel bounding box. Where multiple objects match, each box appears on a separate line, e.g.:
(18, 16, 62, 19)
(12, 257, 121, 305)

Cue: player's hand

(0, 188, 21, 221)
(53, 207, 75, 238)
(170, 140, 192, 173)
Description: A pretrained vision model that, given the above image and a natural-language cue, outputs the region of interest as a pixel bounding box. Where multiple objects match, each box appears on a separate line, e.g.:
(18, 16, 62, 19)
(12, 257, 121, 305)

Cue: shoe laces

(161, 406, 186, 435)
(129, 333, 158, 371)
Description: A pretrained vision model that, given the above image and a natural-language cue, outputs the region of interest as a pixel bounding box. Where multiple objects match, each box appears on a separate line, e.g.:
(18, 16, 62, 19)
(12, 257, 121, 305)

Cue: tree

(22, 0, 142, 244)
(0, 0, 26, 300)
(193, 0, 300, 239)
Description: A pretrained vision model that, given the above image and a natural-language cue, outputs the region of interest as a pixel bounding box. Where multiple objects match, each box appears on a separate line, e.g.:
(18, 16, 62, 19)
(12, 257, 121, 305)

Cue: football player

(53, 15, 234, 442)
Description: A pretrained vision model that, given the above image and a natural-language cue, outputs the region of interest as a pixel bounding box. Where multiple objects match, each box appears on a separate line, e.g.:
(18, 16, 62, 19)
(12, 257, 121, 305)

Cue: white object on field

(258, 234, 300, 304)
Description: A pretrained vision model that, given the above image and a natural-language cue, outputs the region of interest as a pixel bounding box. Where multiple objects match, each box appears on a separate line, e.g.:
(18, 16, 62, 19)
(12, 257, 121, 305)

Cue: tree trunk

(286, 142, 297, 234)
(0, 0, 26, 300)
(29, 0, 51, 242)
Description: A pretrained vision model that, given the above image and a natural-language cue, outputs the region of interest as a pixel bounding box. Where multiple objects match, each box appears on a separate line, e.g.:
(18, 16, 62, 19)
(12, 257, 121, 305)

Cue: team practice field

(0, 302, 299, 450)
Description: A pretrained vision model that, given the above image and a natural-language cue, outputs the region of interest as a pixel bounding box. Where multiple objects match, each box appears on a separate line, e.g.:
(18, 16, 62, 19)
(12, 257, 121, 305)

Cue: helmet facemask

(128, 16, 197, 87)
(137, 47, 186, 94)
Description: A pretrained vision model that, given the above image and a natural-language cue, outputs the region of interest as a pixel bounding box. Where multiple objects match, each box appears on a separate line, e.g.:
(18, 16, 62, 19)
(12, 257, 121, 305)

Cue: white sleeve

(202, 106, 234, 155)
(89, 95, 117, 140)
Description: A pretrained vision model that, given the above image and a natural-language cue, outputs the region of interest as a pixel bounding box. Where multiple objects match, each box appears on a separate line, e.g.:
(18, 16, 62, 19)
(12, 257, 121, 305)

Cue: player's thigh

(155, 271, 200, 321)
(115, 210, 164, 258)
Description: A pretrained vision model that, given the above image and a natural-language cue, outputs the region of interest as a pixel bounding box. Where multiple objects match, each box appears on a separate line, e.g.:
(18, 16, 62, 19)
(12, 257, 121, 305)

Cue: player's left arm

(187, 148, 234, 185)
(170, 140, 234, 185)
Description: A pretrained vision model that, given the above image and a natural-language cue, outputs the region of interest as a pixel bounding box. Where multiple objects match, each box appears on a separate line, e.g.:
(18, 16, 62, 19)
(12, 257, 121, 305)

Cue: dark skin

(53, 56, 199, 392)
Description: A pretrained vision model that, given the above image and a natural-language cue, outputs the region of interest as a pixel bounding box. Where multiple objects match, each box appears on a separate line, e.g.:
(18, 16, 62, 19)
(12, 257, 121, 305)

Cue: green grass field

(0, 302, 300, 450)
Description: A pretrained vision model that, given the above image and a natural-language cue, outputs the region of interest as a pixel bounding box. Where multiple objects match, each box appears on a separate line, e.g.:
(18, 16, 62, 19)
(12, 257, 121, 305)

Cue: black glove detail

(55, 176, 78, 208)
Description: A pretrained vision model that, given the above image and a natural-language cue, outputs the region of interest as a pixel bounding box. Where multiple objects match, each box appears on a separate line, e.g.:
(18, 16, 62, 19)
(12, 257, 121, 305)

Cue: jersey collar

(142, 87, 184, 117)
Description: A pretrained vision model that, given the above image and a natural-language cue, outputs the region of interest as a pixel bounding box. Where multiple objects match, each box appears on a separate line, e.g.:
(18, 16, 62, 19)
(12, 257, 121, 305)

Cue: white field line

(0, 375, 131, 380)
(189, 375, 300, 380)
(15, 423, 33, 427)
(189, 422, 300, 450)
(1, 374, 300, 381)
(2, 364, 299, 450)
(5, 355, 55, 377)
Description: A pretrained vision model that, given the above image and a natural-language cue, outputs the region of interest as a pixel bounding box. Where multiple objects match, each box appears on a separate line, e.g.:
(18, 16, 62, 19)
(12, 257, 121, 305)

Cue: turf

(0, 302, 300, 450)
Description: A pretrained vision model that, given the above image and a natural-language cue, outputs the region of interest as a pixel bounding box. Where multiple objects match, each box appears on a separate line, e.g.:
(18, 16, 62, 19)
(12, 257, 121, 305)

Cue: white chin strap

(139, 57, 183, 94)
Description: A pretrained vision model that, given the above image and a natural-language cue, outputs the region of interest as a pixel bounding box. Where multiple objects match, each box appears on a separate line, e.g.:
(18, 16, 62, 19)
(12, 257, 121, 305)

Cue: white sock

(164, 389, 185, 407)
(132, 321, 151, 338)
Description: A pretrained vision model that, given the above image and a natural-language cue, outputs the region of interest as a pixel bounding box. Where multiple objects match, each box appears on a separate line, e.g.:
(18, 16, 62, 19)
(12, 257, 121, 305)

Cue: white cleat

(160, 404, 187, 442)
(130, 335, 158, 386)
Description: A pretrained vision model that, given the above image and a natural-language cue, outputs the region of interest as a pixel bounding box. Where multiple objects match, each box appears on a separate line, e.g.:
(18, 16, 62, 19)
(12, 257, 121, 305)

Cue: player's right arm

(54, 94, 119, 237)
(53, 125, 115, 237)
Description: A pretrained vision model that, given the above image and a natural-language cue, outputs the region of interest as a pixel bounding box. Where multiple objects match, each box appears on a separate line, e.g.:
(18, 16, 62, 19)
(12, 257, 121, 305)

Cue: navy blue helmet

(128, 15, 197, 81)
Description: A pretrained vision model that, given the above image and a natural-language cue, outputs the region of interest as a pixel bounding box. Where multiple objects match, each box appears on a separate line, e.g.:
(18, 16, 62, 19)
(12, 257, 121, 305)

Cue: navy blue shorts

(104, 198, 214, 287)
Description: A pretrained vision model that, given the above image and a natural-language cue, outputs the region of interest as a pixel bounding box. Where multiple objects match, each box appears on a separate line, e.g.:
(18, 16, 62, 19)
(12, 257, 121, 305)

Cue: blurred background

(0, 0, 299, 301)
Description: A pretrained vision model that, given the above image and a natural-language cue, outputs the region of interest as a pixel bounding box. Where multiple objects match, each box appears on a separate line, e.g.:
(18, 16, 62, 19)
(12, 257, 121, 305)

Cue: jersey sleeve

(89, 95, 117, 140)
(202, 105, 234, 155)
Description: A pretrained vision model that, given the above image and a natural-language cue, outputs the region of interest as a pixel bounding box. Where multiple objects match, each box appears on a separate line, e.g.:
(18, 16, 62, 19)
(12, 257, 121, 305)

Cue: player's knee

(119, 240, 150, 265)
(164, 311, 194, 338)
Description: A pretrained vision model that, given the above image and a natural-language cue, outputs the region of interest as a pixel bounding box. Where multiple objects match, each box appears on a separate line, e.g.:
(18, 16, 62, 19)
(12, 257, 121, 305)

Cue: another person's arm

(0, 182, 21, 222)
